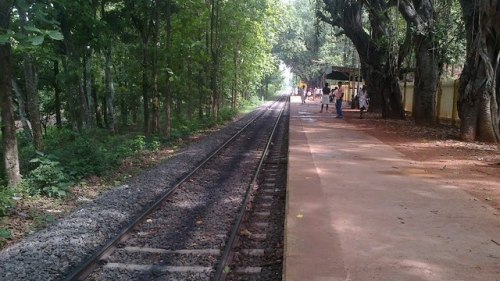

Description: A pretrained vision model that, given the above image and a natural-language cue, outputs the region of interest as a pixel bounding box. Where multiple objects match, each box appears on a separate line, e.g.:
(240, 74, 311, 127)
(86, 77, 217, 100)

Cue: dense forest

(0, 0, 498, 245)
(0, 0, 287, 188)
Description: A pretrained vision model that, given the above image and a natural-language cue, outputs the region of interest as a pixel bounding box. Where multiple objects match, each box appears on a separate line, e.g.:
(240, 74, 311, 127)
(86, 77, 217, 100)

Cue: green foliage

(23, 127, 165, 181)
(218, 107, 237, 124)
(239, 95, 264, 113)
(147, 139, 162, 151)
(17, 132, 38, 175)
(0, 228, 12, 247)
(274, 0, 345, 84)
(434, 0, 466, 68)
(20, 153, 72, 198)
(1, 1, 63, 47)
(0, 188, 14, 217)
(131, 135, 147, 152)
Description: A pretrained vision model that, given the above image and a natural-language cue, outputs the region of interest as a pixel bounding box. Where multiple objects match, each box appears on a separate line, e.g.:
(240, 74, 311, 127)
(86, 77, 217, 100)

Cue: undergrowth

(0, 101, 262, 248)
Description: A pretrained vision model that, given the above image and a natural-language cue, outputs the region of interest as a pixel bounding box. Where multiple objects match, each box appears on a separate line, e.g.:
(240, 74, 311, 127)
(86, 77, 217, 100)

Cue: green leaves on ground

(20, 153, 72, 198)
(0, 189, 13, 217)
(0, 228, 11, 247)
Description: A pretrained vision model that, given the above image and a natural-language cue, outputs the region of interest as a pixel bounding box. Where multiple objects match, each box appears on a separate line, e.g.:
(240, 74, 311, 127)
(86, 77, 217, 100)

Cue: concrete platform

(284, 98, 500, 281)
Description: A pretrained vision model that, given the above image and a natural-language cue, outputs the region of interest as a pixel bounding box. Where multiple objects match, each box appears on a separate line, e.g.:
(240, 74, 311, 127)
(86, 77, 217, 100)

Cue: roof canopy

(326, 66, 363, 82)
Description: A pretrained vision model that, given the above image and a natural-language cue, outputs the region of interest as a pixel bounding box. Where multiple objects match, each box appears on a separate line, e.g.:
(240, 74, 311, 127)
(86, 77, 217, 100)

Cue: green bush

(21, 154, 73, 198)
(218, 107, 237, 123)
(0, 188, 13, 217)
(0, 228, 11, 247)
(48, 133, 121, 178)
(17, 133, 38, 174)
(131, 135, 147, 152)
(147, 139, 161, 151)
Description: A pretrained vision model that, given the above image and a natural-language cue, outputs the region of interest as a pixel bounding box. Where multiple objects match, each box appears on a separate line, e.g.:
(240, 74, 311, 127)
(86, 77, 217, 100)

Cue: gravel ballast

(0, 107, 267, 281)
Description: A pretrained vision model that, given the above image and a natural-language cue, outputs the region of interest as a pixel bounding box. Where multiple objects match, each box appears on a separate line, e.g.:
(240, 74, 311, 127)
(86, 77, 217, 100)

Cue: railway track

(217, 95, 289, 281)
(64, 96, 289, 281)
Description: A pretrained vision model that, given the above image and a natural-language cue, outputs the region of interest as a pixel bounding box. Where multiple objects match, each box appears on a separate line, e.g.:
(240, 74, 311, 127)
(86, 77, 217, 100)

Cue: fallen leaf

(240, 229, 252, 237)
(296, 214, 304, 218)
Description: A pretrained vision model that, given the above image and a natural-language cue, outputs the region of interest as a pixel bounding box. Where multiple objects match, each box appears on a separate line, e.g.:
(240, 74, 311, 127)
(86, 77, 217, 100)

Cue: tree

(320, 0, 406, 119)
(209, 0, 222, 120)
(163, 0, 174, 139)
(128, 0, 155, 137)
(274, 1, 343, 87)
(100, 0, 120, 132)
(0, 0, 21, 186)
(458, 0, 500, 142)
(398, 0, 439, 125)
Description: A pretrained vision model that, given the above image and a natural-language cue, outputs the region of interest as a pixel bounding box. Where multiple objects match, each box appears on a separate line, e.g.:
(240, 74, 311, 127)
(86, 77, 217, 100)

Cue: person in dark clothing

(320, 83, 331, 113)
(334, 81, 344, 118)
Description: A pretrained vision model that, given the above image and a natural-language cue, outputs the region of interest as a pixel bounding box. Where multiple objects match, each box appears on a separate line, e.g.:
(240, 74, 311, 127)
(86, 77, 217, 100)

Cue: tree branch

(398, 24, 413, 68)
(316, 10, 337, 27)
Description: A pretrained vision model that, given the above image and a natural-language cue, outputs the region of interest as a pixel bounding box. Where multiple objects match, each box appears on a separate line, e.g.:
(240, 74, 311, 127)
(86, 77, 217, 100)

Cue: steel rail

(63, 98, 284, 281)
(213, 96, 289, 280)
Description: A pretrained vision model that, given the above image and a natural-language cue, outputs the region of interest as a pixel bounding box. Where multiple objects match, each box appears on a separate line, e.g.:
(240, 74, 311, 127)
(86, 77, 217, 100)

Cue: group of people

(298, 86, 320, 103)
(320, 81, 345, 118)
(299, 82, 369, 119)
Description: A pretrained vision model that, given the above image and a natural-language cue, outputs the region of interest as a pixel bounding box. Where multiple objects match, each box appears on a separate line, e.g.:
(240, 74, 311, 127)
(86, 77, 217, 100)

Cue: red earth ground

(342, 108, 500, 215)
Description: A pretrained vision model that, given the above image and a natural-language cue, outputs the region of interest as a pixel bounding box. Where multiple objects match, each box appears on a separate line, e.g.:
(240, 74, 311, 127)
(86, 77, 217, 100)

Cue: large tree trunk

(53, 60, 62, 129)
(11, 79, 32, 137)
(104, 48, 116, 132)
(210, 0, 221, 121)
(458, 0, 500, 142)
(164, 0, 173, 139)
(141, 38, 151, 137)
(60, 11, 81, 131)
(187, 60, 194, 119)
(92, 75, 102, 128)
(78, 74, 90, 129)
(151, 4, 160, 135)
(23, 54, 43, 149)
(321, 0, 406, 119)
(399, 0, 439, 125)
(120, 93, 128, 126)
(130, 7, 152, 137)
(231, 46, 239, 111)
(198, 68, 205, 120)
(413, 37, 438, 125)
(84, 48, 96, 127)
(102, 94, 108, 127)
(18, 5, 43, 149)
(0, 0, 21, 187)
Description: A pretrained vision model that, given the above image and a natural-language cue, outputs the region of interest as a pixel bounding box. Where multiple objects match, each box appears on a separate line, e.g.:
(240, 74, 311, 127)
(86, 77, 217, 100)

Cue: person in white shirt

(359, 85, 368, 119)
(299, 85, 306, 104)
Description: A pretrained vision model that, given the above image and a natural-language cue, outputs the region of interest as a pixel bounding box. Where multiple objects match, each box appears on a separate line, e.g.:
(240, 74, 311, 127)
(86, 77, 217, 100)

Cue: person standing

(320, 83, 331, 112)
(334, 81, 344, 118)
(359, 85, 368, 119)
(299, 85, 306, 104)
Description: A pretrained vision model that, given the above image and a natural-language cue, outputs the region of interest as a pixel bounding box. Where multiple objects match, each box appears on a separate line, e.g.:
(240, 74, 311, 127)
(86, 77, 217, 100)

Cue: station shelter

(325, 66, 363, 103)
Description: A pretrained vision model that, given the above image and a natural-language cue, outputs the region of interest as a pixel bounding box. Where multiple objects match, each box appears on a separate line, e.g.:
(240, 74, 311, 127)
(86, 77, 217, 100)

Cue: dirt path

(343, 108, 500, 214)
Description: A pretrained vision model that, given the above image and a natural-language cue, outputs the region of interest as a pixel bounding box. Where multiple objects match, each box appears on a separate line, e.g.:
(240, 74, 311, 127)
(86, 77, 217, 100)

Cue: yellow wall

(400, 79, 459, 125)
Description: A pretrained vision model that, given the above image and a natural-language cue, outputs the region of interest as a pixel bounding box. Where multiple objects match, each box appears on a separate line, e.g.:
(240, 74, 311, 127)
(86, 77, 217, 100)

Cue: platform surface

(284, 97, 500, 281)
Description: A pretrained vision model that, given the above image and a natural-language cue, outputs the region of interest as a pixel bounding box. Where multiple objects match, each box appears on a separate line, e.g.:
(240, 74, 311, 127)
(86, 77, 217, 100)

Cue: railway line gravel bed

(0, 104, 271, 281)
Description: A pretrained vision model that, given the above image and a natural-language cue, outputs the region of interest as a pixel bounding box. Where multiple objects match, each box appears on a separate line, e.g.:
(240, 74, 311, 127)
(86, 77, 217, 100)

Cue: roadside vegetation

(0, 95, 264, 248)
(0, 0, 281, 248)
(1, 0, 499, 248)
